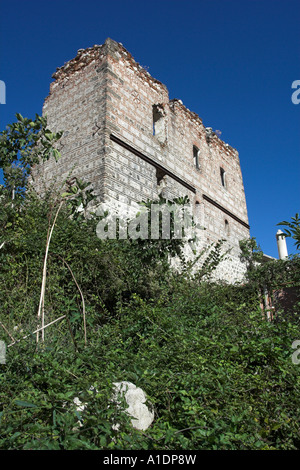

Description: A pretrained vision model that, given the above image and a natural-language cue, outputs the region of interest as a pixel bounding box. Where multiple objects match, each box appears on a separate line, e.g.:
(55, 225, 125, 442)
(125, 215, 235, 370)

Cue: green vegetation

(277, 213, 300, 251)
(0, 115, 299, 450)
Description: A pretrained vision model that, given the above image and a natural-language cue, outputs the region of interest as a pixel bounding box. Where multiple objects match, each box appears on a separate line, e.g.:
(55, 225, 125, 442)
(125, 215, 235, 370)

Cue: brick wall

(32, 38, 250, 283)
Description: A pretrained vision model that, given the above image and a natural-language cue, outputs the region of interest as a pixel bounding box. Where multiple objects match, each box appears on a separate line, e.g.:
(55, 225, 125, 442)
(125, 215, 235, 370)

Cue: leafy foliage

(239, 237, 263, 274)
(1, 283, 299, 450)
(239, 237, 300, 324)
(277, 213, 300, 251)
(0, 114, 299, 450)
(0, 113, 62, 200)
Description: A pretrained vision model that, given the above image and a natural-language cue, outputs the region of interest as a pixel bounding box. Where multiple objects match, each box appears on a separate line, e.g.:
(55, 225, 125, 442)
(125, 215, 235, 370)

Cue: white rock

(72, 382, 154, 431)
(113, 381, 154, 431)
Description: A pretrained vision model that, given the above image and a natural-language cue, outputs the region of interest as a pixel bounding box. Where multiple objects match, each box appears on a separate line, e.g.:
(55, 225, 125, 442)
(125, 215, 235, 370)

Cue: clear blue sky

(0, 0, 299, 258)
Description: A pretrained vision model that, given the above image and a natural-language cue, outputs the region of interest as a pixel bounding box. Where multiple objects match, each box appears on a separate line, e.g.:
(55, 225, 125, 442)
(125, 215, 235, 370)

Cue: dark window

(156, 167, 166, 185)
(220, 167, 226, 187)
(193, 146, 200, 169)
(153, 104, 166, 143)
(225, 219, 230, 236)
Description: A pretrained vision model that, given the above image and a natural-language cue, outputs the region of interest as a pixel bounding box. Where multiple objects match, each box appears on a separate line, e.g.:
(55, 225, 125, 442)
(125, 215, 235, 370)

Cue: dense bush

(0, 191, 299, 450)
(1, 285, 299, 450)
(0, 114, 299, 450)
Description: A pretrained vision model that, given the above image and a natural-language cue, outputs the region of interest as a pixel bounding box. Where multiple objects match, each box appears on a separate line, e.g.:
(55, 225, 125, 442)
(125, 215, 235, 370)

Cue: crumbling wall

(31, 44, 108, 198)
(100, 40, 249, 282)
(32, 38, 250, 283)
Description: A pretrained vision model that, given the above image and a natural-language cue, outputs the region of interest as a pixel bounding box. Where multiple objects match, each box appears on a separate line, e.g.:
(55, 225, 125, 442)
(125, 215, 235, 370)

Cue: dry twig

(54, 254, 87, 346)
(0, 321, 15, 342)
(37, 201, 63, 344)
(8, 315, 66, 348)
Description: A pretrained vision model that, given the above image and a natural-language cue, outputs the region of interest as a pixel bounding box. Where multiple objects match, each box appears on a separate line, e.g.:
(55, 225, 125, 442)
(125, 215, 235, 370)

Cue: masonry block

(31, 38, 250, 283)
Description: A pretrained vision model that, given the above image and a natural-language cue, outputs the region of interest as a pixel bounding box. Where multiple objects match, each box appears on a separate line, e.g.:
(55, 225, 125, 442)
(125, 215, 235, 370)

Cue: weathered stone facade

(33, 38, 250, 283)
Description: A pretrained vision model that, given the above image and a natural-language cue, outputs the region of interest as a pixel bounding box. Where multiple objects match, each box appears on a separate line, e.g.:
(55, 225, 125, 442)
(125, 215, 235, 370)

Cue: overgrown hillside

(0, 115, 299, 450)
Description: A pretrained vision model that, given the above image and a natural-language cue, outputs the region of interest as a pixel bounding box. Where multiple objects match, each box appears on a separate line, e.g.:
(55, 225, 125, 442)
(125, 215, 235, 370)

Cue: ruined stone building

(33, 38, 250, 283)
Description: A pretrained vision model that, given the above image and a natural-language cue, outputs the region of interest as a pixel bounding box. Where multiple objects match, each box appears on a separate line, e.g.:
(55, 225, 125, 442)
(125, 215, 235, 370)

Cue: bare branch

(8, 315, 66, 348)
(0, 321, 15, 342)
(55, 254, 87, 346)
(37, 201, 64, 344)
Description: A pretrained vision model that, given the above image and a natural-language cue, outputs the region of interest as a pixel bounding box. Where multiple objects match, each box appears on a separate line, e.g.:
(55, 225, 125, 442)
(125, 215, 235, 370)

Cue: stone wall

(32, 38, 250, 283)
(32, 44, 108, 200)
